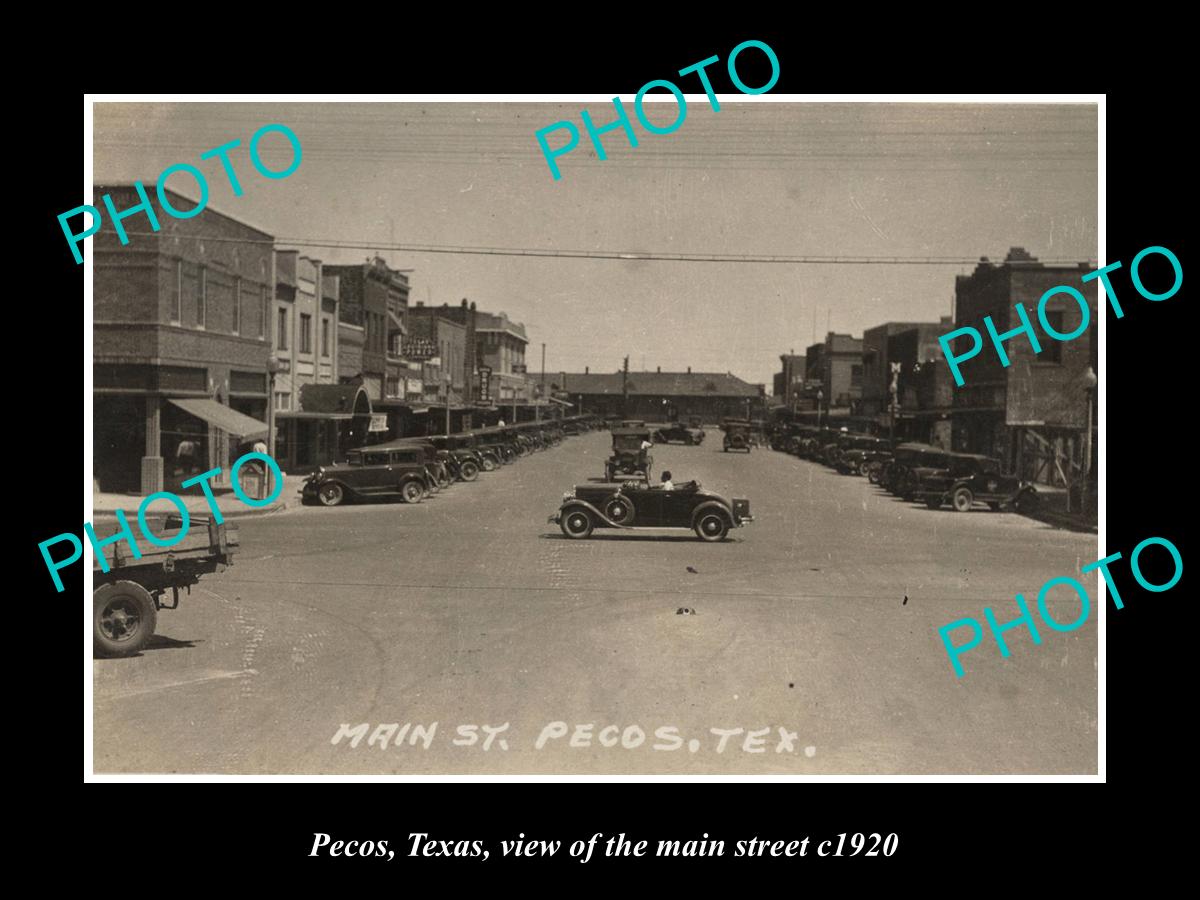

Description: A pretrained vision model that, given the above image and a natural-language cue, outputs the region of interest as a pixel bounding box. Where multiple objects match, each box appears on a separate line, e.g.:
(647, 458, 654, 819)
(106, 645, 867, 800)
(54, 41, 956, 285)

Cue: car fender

(316, 478, 356, 498)
(691, 500, 733, 527)
(559, 499, 632, 530)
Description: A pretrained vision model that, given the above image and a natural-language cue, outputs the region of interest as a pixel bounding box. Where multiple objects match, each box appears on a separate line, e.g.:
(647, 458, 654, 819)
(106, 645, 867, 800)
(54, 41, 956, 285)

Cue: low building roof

(558, 371, 760, 398)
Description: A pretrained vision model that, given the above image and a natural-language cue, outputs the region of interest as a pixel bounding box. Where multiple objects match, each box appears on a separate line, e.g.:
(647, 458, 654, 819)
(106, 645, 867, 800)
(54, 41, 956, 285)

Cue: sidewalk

(91, 475, 308, 520)
(1018, 484, 1098, 534)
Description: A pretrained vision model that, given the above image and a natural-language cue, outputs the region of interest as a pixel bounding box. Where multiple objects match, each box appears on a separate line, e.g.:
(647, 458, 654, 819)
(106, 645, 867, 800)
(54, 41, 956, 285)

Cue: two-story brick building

(950, 247, 1098, 485)
(93, 185, 273, 495)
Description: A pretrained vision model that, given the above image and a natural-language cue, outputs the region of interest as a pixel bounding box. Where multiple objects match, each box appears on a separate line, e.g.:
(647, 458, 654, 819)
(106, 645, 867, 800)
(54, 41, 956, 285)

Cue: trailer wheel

(93, 581, 157, 658)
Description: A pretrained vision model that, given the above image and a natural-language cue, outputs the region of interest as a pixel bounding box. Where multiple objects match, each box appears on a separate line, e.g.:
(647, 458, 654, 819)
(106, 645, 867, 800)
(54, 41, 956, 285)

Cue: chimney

(656, 365, 661, 373)
(416, 300, 423, 307)
(687, 366, 691, 374)
(585, 366, 589, 374)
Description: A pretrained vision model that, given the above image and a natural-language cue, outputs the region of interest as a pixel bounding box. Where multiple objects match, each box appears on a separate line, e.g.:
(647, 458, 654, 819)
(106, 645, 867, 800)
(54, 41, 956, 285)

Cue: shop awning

(546, 396, 574, 407)
(167, 398, 269, 439)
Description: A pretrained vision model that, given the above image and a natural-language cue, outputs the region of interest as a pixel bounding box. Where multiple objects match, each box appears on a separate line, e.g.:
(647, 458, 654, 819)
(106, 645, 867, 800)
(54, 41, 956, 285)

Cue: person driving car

(658, 470, 674, 491)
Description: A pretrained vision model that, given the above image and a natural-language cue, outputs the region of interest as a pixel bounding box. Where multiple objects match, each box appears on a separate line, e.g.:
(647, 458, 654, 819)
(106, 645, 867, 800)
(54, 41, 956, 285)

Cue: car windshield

(613, 436, 644, 450)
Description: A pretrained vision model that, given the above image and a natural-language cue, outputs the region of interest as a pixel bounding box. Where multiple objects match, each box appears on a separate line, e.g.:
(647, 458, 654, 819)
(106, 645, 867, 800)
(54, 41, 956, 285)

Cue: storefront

(276, 383, 373, 472)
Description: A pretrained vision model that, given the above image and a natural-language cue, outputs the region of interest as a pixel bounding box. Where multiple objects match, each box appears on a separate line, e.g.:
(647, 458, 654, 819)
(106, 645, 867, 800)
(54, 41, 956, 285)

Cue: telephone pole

(622, 356, 630, 418)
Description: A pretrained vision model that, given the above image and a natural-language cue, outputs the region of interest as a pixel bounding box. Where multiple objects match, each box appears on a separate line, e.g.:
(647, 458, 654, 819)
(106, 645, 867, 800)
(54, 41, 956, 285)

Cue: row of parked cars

(300, 415, 605, 507)
(767, 424, 1039, 514)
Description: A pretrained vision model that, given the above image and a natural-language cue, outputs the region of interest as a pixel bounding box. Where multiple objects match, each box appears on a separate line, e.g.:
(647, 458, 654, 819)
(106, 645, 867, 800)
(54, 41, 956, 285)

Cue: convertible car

(549, 479, 753, 541)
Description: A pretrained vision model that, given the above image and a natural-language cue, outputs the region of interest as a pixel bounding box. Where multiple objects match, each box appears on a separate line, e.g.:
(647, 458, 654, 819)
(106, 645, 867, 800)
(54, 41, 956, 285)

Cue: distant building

(93, 185, 273, 494)
(476, 310, 536, 403)
(950, 247, 1097, 485)
(806, 332, 863, 413)
(774, 353, 806, 410)
(862, 318, 953, 445)
(553, 367, 764, 423)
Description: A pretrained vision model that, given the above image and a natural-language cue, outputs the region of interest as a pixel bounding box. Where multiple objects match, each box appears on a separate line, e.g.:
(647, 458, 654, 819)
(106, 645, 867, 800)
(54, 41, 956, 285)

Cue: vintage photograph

(87, 98, 1099, 775)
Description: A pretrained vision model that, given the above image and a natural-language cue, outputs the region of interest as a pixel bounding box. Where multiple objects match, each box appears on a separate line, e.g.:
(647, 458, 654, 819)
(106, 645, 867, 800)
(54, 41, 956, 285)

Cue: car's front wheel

(318, 482, 345, 507)
(401, 480, 424, 504)
(952, 487, 974, 513)
(604, 495, 635, 525)
(694, 512, 729, 542)
(459, 460, 479, 481)
(94, 581, 157, 657)
(560, 508, 594, 539)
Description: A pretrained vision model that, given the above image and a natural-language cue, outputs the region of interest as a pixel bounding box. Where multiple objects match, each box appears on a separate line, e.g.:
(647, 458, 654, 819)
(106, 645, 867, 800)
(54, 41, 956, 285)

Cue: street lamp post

(265, 353, 285, 500)
(817, 390, 824, 430)
(444, 373, 451, 437)
(1082, 365, 1097, 509)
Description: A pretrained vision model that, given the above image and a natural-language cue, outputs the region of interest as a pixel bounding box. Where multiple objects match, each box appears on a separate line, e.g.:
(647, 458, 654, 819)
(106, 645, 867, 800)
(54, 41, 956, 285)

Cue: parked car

(911, 453, 1039, 512)
(652, 422, 705, 445)
(550, 479, 753, 541)
(882, 443, 953, 496)
(605, 426, 653, 481)
(721, 419, 753, 452)
(427, 434, 484, 481)
(835, 436, 891, 475)
(301, 442, 433, 506)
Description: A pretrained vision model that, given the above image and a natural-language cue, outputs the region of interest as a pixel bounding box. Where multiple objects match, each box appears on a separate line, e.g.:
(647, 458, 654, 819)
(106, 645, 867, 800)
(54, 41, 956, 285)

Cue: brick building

(553, 368, 764, 423)
(950, 248, 1098, 485)
(861, 318, 953, 444)
(93, 185, 273, 494)
(326, 257, 409, 403)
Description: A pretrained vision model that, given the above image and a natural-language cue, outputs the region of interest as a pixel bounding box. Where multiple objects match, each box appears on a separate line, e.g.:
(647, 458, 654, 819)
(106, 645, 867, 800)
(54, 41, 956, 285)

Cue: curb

(92, 496, 297, 520)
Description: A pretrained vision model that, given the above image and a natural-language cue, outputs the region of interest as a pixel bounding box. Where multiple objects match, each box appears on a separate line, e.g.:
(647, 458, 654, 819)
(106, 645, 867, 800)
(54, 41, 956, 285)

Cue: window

(172, 260, 182, 323)
(321, 317, 330, 357)
(300, 313, 313, 353)
(232, 277, 241, 335)
(277, 308, 289, 351)
(258, 286, 267, 339)
(197, 266, 207, 328)
(1042, 311, 1065, 364)
(364, 452, 389, 465)
(274, 392, 291, 411)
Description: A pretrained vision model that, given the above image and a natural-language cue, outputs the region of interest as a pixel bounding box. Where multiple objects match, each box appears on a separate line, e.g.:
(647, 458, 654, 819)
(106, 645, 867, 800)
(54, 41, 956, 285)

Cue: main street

(92, 431, 1098, 775)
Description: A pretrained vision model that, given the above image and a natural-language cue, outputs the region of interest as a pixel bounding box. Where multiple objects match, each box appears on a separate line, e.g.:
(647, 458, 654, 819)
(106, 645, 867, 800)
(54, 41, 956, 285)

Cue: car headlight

(562, 490, 575, 501)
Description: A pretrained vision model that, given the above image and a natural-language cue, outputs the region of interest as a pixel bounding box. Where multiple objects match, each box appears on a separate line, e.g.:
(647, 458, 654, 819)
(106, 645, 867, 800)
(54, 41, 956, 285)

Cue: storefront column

(141, 396, 164, 495)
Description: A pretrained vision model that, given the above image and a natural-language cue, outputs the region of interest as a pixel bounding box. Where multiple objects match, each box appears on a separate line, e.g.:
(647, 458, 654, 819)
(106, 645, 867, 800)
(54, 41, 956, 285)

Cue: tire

(318, 482, 345, 507)
(603, 494, 636, 526)
(93, 581, 157, 658)
(867, 466, 881, 485)
(952, 487, 974, 513)
(459, 460, 479, 481)
(560, 508, 594, 539)
(857, 460, 871, 476)
(401, 480, 424, 504)
(480, 455, 498, 472)
(925, 497, 942, 510)
(694, 511, 730, 542)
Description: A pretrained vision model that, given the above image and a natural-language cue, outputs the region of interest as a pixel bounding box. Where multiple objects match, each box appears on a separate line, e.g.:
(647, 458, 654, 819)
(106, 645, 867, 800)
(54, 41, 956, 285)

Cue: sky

(92, 100, 1097, 389)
